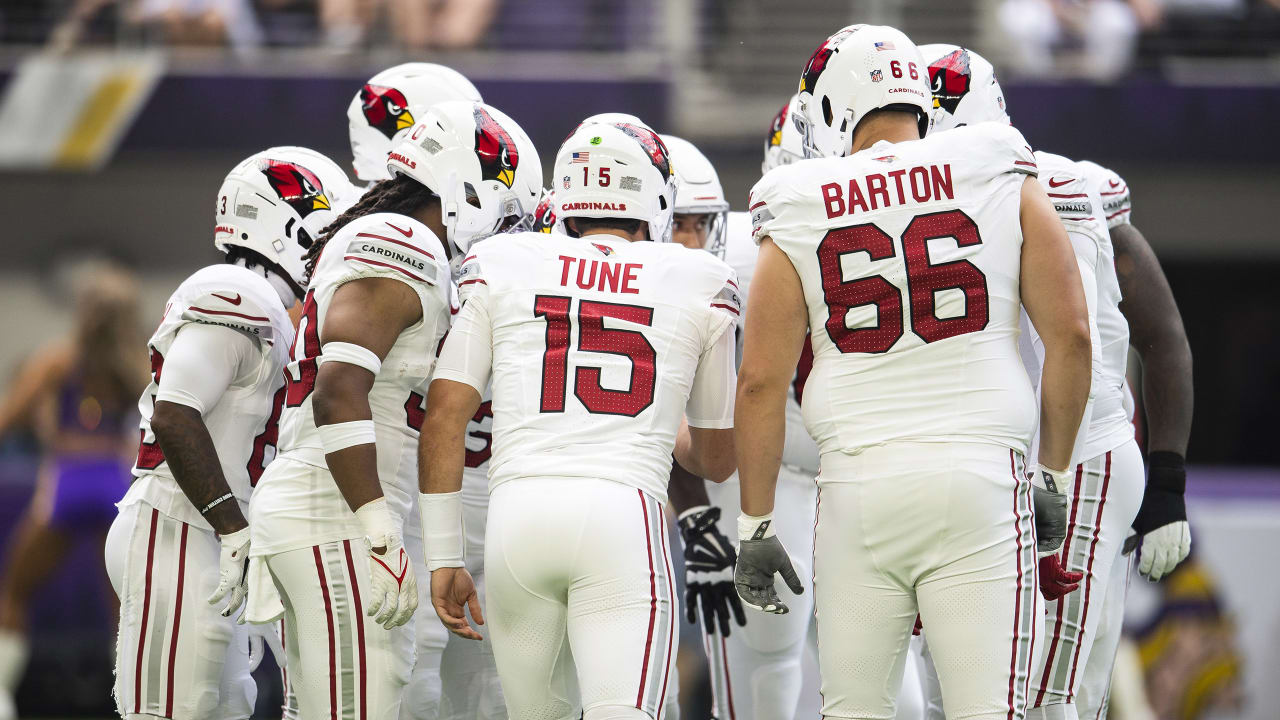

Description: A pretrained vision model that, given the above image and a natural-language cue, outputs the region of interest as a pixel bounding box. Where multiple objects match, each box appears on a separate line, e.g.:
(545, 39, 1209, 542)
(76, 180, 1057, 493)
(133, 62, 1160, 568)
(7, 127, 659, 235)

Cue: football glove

(1031, 465, 1072, 556)
(208, 526, 251, 619)
(1038, 554, 1084, 601)
(734, 513, 804, 615)
(365, 534, 417, 630)
(1123, 452, 1191, 582)
(678, 506, 746, 636)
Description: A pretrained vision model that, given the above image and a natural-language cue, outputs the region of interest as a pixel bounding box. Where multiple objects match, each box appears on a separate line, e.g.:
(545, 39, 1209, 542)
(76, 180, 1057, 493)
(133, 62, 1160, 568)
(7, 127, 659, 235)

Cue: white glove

(1136, 521, 1190, 582)
(208, 526, 251, 619)
(365, 533, 418, 629)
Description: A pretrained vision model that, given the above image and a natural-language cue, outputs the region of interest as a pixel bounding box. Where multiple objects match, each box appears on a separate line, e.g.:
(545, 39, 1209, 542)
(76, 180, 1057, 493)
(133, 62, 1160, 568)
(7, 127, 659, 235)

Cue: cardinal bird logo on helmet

(800, 27, 854, 93)
(614, 123, 672, 180)
(259, 159, 331, 218)
(361, 84, 415, 140)
(928, 48, 972, 114)
(534, 191, 557, 233)
(474, 106, 519, 189)
(767, 100, 790, 148)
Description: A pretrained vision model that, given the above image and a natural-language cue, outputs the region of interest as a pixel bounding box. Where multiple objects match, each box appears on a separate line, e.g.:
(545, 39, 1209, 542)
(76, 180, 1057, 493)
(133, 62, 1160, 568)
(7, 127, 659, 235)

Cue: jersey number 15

(534, 296, 657, 418)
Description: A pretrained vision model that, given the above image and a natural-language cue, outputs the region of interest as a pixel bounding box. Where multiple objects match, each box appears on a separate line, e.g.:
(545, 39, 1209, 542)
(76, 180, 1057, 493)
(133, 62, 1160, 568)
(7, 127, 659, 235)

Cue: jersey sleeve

(710, 268, 743, 323)
(1086, 162, 1132, 228)
(685, 320, 737, 429)
(455, 250, 487, 306)
(154, 322, 257, 413)
(432, 284, 493, 394)
(336, 217, 448, 290)
(747, 167, 800, 246)
(181, 288, 278, 345)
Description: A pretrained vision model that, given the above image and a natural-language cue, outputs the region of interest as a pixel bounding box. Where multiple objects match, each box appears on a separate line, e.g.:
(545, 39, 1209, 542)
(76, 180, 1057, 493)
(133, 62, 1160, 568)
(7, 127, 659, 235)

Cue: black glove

(1122, 454, 1191, 582)
(679, 506, 746, 636)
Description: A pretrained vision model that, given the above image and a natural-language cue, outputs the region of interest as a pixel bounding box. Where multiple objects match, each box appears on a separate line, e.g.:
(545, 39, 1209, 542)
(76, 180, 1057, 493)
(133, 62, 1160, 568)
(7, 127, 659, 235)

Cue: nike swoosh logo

(385, 221, 413, 238)
(212, 293, 242, 305)
(1047, 177, 1072, 188)
(1109, 179, 1121, 188)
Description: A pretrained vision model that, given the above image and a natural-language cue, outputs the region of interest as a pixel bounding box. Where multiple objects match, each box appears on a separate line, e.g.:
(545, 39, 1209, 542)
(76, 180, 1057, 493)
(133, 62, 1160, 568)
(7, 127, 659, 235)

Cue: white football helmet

(386, 101, 543, 255)
(554, 120, 676, 244)
(533, 188, 562, 234)
(762, 93, 806, 173)
(660, 134, 729, 257)
(795, 24, 931, 158)
(214, 146, 357, 294)
(347, 63, 483, 183)
(917, 44, 1010, 133)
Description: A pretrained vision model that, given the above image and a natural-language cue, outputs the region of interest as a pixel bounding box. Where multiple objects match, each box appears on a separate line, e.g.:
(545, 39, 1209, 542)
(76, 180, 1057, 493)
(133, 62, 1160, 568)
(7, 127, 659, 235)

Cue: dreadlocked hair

(305, 174, 437, 282)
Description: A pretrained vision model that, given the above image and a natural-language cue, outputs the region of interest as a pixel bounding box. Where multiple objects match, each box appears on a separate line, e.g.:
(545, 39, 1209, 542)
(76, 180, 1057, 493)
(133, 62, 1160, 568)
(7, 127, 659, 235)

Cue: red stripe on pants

(1066, 452, 1112, 701)
(657, 501, 675, 719)
(165, 522, 189, 717)
(314, 546, 338, 720)
(134, 508, 159, 714)
(1007, 450, 1027, 720)
(635, 490, 658, 711)
(1035, 463, 1087, 706)
(343, 540, 368, 720)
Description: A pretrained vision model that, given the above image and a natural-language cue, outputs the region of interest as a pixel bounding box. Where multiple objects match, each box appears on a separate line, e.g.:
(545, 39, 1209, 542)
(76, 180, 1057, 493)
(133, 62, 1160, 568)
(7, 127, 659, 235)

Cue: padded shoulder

(330, 213, 448, 287)
(953, 122, 1039, 177)
(176, 265, 284, 345)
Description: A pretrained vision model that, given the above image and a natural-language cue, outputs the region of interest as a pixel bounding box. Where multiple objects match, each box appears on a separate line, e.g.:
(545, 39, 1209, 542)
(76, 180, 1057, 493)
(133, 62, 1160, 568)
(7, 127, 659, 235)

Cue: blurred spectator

(48, 0, 263, 50)
(998, 0, 1162, 80)
(318, 0, 498, 52)
(0, 262, 145, 720)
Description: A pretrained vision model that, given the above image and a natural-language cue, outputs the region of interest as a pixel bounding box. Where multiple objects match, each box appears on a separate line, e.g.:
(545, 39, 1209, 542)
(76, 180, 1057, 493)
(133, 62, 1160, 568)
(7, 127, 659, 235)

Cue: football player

(106, 146, 354, 720)
(916, 43, 1192, 720)
(420, 120, 738, 720)
(735, 24, 1093, 720)
(346, 61, 487, 720)
(661, 134, 731, 257)
(246, 101, 540, 720)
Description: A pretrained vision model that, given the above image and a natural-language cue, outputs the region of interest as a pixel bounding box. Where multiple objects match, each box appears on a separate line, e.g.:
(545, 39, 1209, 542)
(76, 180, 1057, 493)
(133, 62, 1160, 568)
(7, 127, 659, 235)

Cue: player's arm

(1112, 221, 1193, 579)
(149, 321, 259, 616)
(733, 238, 808, 614)
(151, 323, 255, 534)
(1019, 177, 1094, 554)
(420, 285, 493, 641)
(313, 276, 421, 545)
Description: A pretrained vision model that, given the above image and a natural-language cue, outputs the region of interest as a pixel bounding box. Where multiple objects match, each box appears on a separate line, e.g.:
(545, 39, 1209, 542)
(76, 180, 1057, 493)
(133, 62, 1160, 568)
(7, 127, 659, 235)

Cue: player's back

(749, 121, 1039, 458)
(127, 264, 294, 530)
(462, 231, 738, 503)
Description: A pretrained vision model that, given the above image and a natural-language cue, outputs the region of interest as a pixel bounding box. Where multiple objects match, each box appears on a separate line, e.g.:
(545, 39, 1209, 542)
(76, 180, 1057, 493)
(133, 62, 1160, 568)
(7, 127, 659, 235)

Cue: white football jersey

(434, 231, 740, 505)
(749, 122, 1039, 458)
(724, 211, 820, 473)
(124, 264, 294, 530)
(250, 212, 452, 555)
(1021, 151, 1133, 462)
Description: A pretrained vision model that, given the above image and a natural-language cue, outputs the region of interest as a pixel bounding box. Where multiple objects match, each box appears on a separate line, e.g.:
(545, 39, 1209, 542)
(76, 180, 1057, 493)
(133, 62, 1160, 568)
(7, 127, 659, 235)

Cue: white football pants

(106, 501, 255, 720)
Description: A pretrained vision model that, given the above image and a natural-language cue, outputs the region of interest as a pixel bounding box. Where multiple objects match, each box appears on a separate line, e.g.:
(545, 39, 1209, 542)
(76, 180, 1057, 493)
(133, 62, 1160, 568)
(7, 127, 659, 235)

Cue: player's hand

(734, 514, 804, 615)
(208, 526, 251, 619)
(365, 534, 417, 630)
(1123, 452, 1191, 582)
(431, 566, 484, 641)
(1038, 554, 1084, 601)
(1030, 465, 1072, 556)
(679, 506, 747, 636)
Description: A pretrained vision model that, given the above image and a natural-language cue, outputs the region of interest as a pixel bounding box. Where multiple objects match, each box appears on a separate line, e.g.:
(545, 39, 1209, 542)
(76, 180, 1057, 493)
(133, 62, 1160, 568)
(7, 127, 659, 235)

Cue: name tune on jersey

(557, 255, 642, 295)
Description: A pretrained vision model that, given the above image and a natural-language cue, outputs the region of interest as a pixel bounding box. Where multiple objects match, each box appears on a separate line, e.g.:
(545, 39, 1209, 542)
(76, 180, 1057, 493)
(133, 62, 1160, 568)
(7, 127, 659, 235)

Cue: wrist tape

(420, 491, 465, 571)
(1033, 465, 1072, 494)
(318, 341, 382, 376)
(318, 420, 377, 454)
(737, 512, 776, 542)
(354, 497, 394, 547)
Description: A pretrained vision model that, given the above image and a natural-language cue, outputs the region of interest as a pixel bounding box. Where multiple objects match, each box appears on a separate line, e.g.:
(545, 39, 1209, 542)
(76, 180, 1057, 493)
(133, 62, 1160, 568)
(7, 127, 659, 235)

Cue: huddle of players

(101, 21, 1193, 720)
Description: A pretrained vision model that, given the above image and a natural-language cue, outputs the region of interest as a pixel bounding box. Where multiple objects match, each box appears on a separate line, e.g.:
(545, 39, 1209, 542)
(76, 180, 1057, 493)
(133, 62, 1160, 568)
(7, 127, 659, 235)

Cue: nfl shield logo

(870, 69, 883, 83)
(562, 175, 571, 189)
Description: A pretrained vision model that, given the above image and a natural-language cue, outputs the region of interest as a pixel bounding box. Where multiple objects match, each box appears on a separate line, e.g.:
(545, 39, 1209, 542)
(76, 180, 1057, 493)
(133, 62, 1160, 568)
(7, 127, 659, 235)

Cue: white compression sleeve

(154, 322, 256, 413)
